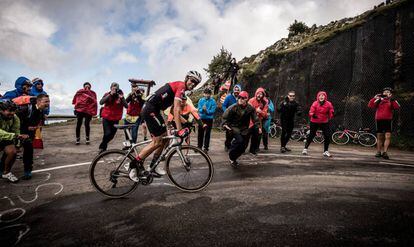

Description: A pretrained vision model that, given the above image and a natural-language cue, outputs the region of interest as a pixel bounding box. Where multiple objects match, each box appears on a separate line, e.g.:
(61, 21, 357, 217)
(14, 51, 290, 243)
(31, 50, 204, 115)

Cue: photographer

(98, 82, 127, 153)
(368, 87, 400, 159)
(125, 83, 145, 144)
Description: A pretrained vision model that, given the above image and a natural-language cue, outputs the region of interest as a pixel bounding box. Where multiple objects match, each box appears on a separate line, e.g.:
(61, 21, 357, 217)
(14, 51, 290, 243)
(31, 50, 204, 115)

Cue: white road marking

(32, 162, 90, 173)
(379, 161, 414, 168)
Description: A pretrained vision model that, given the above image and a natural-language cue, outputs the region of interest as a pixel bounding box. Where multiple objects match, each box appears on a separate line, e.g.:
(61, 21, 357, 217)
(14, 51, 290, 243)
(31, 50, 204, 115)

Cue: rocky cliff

(239, 0, 414, 135)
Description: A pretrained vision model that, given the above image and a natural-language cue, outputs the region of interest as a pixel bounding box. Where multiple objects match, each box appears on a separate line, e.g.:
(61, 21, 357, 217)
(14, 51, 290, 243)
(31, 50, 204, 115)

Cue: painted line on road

(379, 161, 414, 168)
(32, 162, 90, 173)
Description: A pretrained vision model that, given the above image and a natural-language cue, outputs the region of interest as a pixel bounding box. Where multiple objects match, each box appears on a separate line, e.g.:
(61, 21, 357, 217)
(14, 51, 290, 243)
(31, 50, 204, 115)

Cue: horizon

(0, 0, 380, 115)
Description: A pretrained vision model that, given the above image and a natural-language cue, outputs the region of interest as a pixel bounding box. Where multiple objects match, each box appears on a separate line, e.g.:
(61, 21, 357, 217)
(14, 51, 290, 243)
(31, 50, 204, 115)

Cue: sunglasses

(288, 95, 295, 97)
(190, 79, 199, 84)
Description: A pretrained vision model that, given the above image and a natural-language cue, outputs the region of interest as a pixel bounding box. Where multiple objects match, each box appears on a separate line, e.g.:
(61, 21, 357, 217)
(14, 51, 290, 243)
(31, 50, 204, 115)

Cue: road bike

(269, 119, 282, 138)
(290, 125, 325, 144)
(331, 127, 377, 147)
(89, 125, 214, 198)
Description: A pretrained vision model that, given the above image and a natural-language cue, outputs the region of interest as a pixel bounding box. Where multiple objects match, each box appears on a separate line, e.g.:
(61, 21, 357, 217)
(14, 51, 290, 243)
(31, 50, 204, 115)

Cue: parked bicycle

(290, 125, 324, 144)
(331, 127, 377, 147)
(269, 119, 282, 138)
(89, 125, 214, 198)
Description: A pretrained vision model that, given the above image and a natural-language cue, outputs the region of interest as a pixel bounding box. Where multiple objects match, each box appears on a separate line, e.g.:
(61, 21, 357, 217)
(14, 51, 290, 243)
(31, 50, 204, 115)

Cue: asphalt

(1, 122, 413, 246)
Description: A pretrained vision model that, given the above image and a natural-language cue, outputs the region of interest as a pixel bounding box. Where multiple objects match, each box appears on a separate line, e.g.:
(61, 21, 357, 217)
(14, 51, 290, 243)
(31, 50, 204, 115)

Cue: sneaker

(86, 137, 90, 145)
(154, 166, 166, 176)
(323, 151, 332, 157)
(264, 146, 269, 150)
(382, 152, 390, 160)
(2, 172, 19, 183)
(302, 148, 308, 155)
(375, 152, 382, 158)
(22, 171, 32, 180)
(229, 159, 239, 168)
(285, 147, 292, 152)
(280, 147, 286, 153)
(76, 138, 80, 145)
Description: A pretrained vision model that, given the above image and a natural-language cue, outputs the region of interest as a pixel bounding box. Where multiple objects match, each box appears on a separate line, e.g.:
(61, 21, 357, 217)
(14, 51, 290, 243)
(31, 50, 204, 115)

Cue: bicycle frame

(339, 129, 359, 140)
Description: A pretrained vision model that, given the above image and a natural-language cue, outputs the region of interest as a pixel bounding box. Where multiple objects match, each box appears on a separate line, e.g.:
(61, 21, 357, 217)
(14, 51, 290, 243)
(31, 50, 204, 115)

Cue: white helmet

(186, 70, 202, 84)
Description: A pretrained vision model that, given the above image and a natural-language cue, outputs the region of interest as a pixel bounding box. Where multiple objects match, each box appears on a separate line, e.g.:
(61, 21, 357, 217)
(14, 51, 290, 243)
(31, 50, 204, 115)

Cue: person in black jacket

(17, 94, 50, 179)
(222, 91, 260, 168)
(277, 91, 302, 153)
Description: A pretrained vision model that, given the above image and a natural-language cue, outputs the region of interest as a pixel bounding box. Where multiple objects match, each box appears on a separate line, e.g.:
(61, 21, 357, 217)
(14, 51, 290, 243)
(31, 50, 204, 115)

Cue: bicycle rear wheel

(291, 130, 302, 141)
(313, 131, 325, 144)
(166, 146, 214, 192)
(89, 150, 138, 198)
(358, 133, 377, 147)
(332, 131, 349, 145)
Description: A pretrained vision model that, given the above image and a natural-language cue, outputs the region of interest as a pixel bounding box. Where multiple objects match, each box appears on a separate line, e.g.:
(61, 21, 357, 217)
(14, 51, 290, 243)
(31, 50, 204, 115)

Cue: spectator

(227, 58, 240, 88)
(368, 87, 400, 159)
(302, 91, 334, 157)
(223, 91, 259, 168)
(72, 82, 97, 145)
(222, 84, 242, 151)
(2, 76, 32, 100)
(125, 83, 145, 144)
(262, 90, 275, 150)
(248, 87, 268, 154)
(0, 100, 29, 183)
(197, 88, 217, 152)
(98, 83, 127, 153)
(15, 94, 50, 180)
(30, 77, 49, 115)
(278, 91, 302, 153)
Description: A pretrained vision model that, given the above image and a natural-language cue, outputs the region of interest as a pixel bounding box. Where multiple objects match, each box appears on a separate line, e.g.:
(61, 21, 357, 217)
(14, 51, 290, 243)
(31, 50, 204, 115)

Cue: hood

(255, 87, 266, 98)
(15, 76, 31, 94)
(32, 78, 44, 92)
(233, 84, 242, 91)
(316, 91, 328, 101)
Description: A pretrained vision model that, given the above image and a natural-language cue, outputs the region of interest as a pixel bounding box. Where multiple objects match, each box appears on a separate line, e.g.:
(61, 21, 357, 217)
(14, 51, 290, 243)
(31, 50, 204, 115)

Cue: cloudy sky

(0, 0, 379, 114)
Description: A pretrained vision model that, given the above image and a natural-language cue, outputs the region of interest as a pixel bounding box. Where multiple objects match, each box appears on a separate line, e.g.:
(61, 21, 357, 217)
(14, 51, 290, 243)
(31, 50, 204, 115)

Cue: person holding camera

(72, 82, 97, 145)
(0, 100, 29, 183)
(98, 82, 127, 153)
(278, 91, 302, 153)
(368, 87, 400, 159)
(125, 83, 145, 144)
(302, 91, 334, 157)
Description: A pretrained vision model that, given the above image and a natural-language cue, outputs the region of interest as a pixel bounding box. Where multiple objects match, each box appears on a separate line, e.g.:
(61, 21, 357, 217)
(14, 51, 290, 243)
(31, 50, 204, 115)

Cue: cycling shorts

(141, 103, 166, 137)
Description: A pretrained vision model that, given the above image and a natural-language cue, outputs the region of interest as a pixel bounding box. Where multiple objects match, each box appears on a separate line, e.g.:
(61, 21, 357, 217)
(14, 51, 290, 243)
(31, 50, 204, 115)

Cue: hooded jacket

(197, 96, 217, 120)
(368, 96, 400, 120)
(30, 80, 47, 96)
(72, 89, 98, 116)
(222, 84, 242, 112)
(309, 91, 334, 124)
(100, 91, 127, 121)
(248, 87, 268, 128)
(30, 79, 50, 115)
(0, 114, 20, 141)
(2, 77, 31, 100)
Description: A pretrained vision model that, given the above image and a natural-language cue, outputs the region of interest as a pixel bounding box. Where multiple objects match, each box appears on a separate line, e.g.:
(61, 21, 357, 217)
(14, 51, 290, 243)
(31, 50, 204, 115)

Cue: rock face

(240, 0, 414, 135)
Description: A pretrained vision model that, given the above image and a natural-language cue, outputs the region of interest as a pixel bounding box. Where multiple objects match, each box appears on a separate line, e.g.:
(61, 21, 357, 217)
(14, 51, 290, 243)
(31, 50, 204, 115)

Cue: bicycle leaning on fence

(290, 124, 325, 144)
(331, 127, 377, 147)
(269, 119, 283, 138)
(89, 125, 214, 198)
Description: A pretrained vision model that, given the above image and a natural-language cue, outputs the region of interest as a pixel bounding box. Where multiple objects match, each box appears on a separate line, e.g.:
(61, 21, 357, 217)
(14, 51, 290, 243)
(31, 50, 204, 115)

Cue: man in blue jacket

(30, 77, 50, 115)
(222, 84, 241, 151)
(2, 76, 33, 100)
(197, 88, 217, 152)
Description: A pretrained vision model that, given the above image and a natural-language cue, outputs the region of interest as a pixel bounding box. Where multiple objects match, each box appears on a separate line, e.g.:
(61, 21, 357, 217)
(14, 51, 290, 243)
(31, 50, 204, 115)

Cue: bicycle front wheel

(313, 131, 325, 144)
(166, 146, 214, 192)
(89, 149, 138, 198)
(358, 133, 377, 147)
(332, 131, 349, 145)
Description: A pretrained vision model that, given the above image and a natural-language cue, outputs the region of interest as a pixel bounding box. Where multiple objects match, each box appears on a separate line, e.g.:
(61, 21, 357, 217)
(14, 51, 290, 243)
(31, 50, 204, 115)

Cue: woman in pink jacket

(72, 82, 97, 145)
(302, 91, 334, 157)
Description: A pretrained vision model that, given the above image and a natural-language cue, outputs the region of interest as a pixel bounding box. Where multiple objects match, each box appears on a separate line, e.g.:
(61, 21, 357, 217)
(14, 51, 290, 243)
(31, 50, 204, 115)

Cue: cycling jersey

(147, 81, 187, 110)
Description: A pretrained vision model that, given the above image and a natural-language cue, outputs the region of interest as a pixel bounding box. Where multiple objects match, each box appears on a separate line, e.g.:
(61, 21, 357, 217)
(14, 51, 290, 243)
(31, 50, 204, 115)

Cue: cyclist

(368, 87, 400, 159)
(129, 71, 202, 181)
(278, 91, 302, 153)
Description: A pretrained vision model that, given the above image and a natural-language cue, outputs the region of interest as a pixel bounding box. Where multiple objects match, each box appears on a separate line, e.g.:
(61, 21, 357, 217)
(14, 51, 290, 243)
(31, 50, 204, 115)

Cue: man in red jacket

(302, 91, 334, 157)
(368, 87, 400, 159)
(247, 87, 267, 154)
(72, 82, 97, 145)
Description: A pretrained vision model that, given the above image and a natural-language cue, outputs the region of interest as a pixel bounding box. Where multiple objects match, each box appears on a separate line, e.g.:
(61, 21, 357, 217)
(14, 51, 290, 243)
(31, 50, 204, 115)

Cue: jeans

(229, 133, 249, 161)
(124, 117, 141, 144)
(197, 119, 213, 150)
(281, 121, 294, 148)
(99, 118, 119, 151)
(75, 111, 92, 139)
